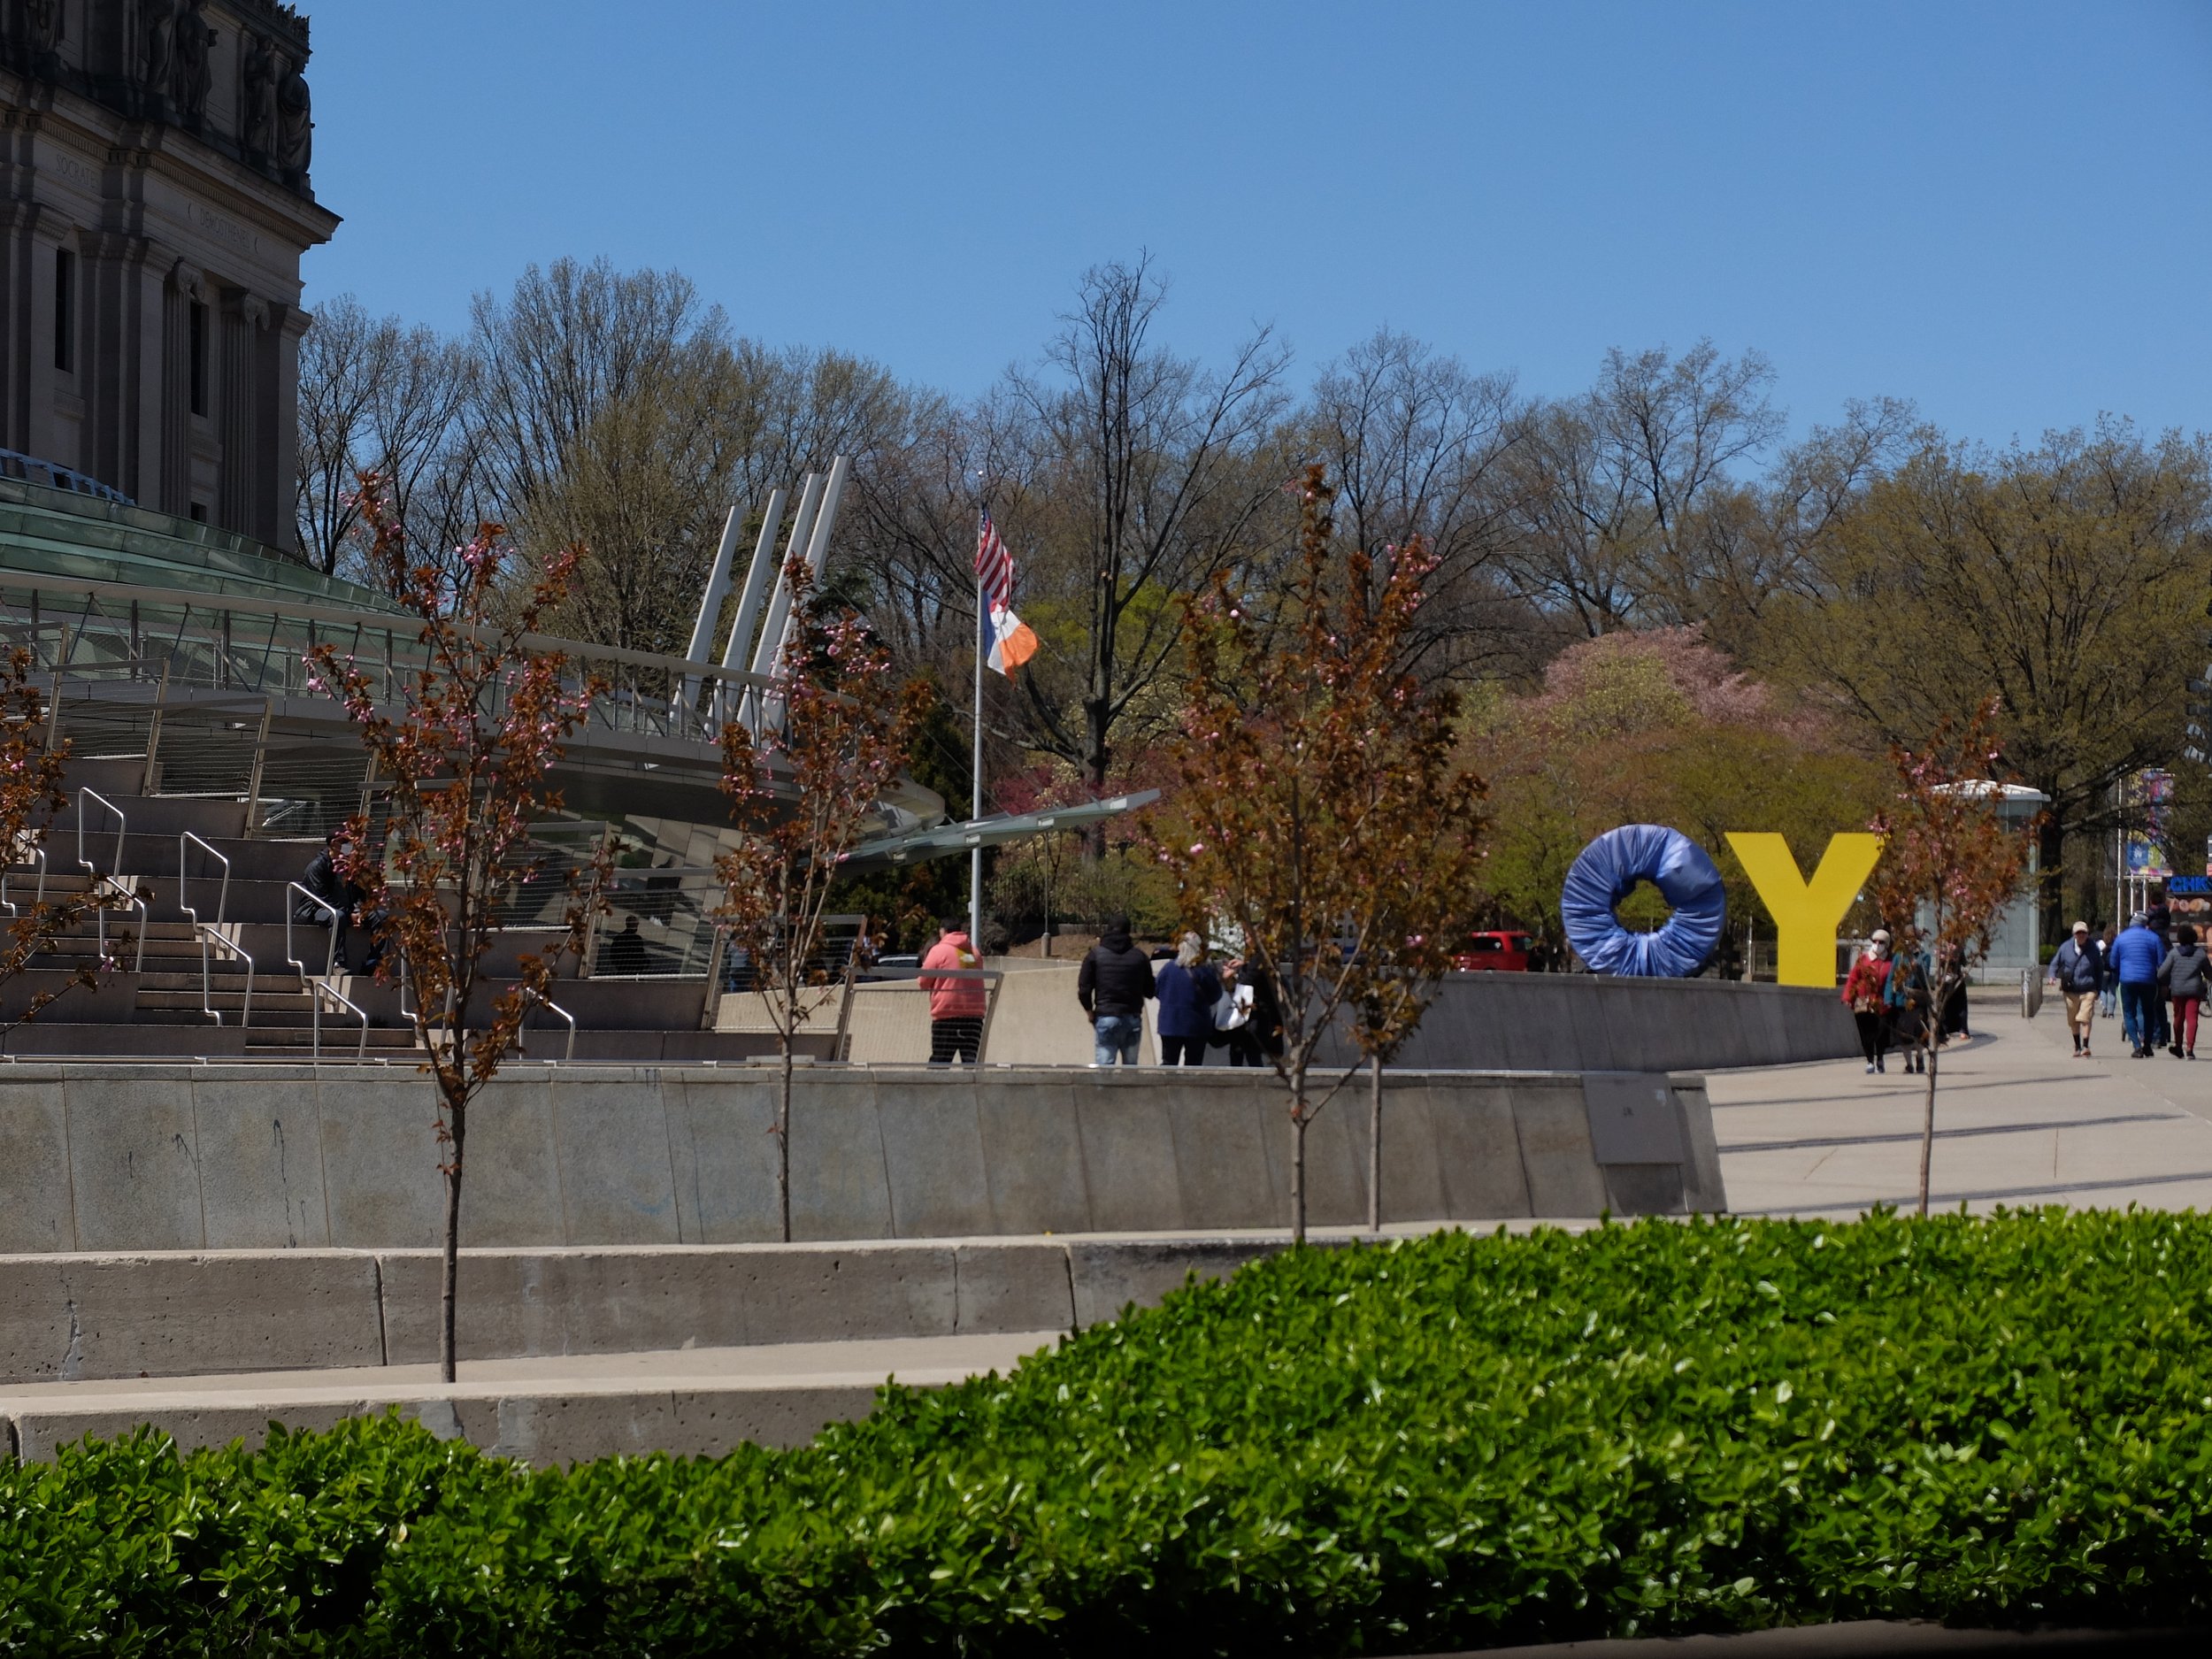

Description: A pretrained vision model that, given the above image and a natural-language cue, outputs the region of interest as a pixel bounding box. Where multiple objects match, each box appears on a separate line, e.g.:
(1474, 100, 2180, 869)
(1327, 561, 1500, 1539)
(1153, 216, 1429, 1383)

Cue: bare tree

(1496, 342, 1783, 635)
(1008, 255, 1292, 808)
(294, 295, 481, 588)
(1307, 329, 1528, 680)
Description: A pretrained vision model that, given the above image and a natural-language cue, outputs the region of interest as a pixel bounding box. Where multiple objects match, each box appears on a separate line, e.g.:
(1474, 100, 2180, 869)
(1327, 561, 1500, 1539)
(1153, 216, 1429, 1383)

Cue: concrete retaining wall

(0, 1235, 1378, 1386)
(0, 1064, 1724, 1255)
(1326, 973, 1860, 1071)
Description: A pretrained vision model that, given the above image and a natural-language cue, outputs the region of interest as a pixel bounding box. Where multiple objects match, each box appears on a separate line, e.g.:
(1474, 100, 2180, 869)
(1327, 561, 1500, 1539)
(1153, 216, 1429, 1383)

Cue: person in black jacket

(296, 830, 360, 972)
(1078, 914, 1155, 1066)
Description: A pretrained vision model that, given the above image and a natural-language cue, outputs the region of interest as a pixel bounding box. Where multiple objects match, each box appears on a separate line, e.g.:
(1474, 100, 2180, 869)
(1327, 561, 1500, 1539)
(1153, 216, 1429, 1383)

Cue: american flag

(974, 510, 1013, 612)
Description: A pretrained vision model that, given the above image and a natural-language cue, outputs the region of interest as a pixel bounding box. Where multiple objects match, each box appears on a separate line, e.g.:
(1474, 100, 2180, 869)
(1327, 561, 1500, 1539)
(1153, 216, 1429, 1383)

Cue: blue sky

(303, 0, 2209, 449)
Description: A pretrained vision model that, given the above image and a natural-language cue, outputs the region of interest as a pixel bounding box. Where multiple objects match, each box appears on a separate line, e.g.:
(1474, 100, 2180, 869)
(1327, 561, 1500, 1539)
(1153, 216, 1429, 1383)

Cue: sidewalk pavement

(1711, 999, 2212, 1217)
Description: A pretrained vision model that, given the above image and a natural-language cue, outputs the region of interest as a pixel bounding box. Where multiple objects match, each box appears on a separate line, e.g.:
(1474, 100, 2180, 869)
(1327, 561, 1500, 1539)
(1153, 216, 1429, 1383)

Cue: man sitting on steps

(296, 830, 360, 973)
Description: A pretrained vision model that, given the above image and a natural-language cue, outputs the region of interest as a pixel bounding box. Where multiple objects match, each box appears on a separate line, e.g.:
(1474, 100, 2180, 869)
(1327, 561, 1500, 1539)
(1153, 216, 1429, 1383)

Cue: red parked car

(1454, 931, 1533, 972)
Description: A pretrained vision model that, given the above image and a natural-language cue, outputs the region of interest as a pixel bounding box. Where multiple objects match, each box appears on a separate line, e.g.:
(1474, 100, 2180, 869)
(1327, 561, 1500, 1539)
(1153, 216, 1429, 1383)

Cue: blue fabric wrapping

(1560, 825, 1728, 978)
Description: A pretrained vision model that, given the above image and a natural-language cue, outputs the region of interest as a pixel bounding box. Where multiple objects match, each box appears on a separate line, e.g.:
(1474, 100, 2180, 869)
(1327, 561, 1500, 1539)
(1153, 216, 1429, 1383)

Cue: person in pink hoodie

(918, 916, 988, 1065)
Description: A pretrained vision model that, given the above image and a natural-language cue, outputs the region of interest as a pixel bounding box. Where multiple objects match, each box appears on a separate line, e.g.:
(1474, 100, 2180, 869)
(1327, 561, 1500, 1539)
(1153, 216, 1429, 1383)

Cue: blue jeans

(2121, 982, 2157, 1050)
(1093, 1013, 1141, 1066)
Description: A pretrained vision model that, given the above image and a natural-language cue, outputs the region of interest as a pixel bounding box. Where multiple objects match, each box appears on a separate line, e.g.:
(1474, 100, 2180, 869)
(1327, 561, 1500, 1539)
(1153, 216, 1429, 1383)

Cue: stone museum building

(0, 0, 334, 543)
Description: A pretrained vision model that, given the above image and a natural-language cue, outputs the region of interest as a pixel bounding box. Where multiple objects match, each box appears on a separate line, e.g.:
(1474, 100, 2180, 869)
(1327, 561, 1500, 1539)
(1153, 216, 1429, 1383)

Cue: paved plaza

(1712, 996, 2212, 1217)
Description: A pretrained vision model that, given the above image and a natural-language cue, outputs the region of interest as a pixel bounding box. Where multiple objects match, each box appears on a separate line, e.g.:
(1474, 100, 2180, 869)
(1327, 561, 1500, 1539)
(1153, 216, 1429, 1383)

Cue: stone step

(0, 1332, 1048, 1465)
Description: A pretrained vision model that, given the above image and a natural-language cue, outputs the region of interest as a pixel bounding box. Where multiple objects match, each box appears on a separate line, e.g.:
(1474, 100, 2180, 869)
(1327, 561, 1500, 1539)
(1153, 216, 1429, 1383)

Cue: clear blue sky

(303, 0, 2209, 449)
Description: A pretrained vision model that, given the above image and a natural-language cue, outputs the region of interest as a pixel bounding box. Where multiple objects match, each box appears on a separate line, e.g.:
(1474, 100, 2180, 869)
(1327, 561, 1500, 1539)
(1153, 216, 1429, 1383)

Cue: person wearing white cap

(2047, 920, 2102, 1058)
(1840, 930, 1894, 1074)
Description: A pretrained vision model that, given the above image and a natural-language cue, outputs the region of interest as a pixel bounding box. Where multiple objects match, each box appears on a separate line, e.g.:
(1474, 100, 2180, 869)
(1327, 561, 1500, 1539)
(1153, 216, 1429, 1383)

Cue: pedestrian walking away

(2047, 920, 2103, 1058)
(1886, 942, 1935, 1072)
(2162, 924, 2208, 1060)
(1153, 932, 1221, 1066)
(2110, 912, 2166, 1058)
(918, 916, 987, 1065)
(2097, 921, 2119, 1018)
(1842, 930, 1894, 1074)
(1079, 914, 1156, 1066)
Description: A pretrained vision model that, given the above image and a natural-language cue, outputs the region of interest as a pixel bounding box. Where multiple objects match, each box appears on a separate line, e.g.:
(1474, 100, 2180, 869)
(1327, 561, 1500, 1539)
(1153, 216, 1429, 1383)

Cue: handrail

(177, 832, 230, 926)
(180, 833, 251, 1027)
(285, 879, 341, 979)
(76, 788, 125, 887)
(526, 987, 577, 1063)
(73, 788, 145, 972)
(0, 844, 46, 920)
(308, 975, 371, 1062)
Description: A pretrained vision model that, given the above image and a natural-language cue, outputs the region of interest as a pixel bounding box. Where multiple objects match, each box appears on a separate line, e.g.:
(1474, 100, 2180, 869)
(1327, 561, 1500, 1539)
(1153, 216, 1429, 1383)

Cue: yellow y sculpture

(1726, 833, 1884, 987)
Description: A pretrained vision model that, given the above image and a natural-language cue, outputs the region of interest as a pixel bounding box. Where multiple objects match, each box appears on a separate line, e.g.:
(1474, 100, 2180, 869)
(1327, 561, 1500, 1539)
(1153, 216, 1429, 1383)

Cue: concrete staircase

(2, 776, 778, 1062)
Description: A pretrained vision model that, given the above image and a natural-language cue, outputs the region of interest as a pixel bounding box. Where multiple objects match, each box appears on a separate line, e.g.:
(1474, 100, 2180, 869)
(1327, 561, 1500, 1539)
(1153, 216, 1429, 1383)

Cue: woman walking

(2162, 925, 2208, 1059)
(1842, 930, 1894, 1075)
(1154, 933, 1221, 1066)
(1885, 941, 1935, 1074)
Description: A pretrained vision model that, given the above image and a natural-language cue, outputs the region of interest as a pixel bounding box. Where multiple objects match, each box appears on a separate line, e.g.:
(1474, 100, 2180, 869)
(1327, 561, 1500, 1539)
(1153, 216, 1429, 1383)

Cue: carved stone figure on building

(142, 0, 177, 104)
(241, 31, 278, 157)
(25, 0, 62, 77)
(173, 0, 216, 126)
(275, 54, 311, 175)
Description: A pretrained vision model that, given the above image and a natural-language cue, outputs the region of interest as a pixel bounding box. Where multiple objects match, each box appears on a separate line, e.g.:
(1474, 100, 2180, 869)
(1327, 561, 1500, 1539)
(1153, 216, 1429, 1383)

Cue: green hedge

(6, 1211, 2212, 1655)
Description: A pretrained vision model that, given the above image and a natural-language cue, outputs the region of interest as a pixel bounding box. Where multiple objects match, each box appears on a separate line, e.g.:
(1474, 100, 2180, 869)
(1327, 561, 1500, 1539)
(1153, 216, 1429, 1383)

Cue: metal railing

(0, 844, 46, 921)
(72, 787, 145, 971)
(75, 788, 126, 887)
(525, 987, 577, 1063)
(284, 880, 342, 979)
(0, 571, 775, 749)
(306, 975, 371, 1062)
(179, 831, 252, 1026)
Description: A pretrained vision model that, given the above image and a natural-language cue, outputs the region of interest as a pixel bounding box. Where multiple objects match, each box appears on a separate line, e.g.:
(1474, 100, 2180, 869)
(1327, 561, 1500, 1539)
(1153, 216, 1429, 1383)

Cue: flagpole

(972, 573, 985, 949)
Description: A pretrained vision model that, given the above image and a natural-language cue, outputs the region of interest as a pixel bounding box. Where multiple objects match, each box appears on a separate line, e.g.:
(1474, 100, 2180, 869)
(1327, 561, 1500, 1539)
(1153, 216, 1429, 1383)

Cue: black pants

(294, 898, 350, 971)
(1854, 1010, 1889, 1064)
(1161, 1034, 1207, 1066)
(929, 1018, 982, 1065)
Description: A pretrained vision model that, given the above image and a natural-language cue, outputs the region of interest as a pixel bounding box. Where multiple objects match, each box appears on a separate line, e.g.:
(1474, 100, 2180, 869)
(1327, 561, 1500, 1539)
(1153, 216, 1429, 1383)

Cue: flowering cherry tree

(1865, 700, 2035, 1218)
(0, 649, 107, 1042)
(718, 554, 928, 1241)
(1150, 467, 1486, 1242)
(309, 484, 606, 1385)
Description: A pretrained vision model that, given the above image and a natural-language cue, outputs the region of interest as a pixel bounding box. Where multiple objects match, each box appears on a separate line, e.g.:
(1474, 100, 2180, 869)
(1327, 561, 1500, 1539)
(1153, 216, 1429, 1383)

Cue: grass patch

(5, 1210, 2211, 1654)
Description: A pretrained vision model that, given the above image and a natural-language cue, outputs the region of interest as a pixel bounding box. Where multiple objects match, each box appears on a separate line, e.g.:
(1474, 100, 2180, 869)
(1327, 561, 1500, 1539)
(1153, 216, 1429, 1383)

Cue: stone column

(82, 225, 159, 494)
(158, 257, 199, 515)
(217, 288, 264, 537)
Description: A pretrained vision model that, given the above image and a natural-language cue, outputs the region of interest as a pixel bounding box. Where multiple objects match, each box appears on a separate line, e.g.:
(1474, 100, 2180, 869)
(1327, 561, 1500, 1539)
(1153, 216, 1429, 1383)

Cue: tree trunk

(1917, 984, 1941, 1219)
(439, 1098, 466, 1386)
(1290, 1065, 1309, 1245)
(778, 1041, 794, 1243)
(2037, 808, 2066, 955)
(1367, 1051, 1382, 1233)
(1082, 697, 1110, 859)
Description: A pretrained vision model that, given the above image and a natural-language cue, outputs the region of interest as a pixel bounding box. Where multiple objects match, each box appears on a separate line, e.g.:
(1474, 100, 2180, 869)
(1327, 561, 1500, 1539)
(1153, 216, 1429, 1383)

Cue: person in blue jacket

(1153, 933, 1222, 1066)
(2110, 912, 2167, 1059)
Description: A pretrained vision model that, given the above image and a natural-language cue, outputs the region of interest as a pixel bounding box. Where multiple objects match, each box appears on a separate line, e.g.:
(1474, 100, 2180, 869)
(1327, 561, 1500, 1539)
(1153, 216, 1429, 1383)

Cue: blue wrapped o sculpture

(1560, 825, 1727, 977)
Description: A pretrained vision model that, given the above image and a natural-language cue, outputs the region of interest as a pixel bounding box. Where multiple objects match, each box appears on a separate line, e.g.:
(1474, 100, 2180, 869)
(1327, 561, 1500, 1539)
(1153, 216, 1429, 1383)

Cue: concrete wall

(1329, 973, 1860, 1072)
(0, 1063, 1724, 1255)
(0, 1236, 1346, 1386)
(954, 964, 1855, 1072)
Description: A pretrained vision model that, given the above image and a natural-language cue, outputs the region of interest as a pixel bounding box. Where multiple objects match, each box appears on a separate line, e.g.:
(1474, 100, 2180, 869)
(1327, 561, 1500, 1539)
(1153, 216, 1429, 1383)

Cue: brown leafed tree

(308, 485, 608, 1386)
(1149, 466, 1486, 1242)
(1864, 701, 2037, 1218)
(718, 557, 929, 1241)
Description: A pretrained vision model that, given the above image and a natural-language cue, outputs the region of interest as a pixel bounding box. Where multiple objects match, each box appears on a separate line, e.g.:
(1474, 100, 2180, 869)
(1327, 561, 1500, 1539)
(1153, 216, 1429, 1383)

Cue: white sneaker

(1864, 1063, 1876, 1074)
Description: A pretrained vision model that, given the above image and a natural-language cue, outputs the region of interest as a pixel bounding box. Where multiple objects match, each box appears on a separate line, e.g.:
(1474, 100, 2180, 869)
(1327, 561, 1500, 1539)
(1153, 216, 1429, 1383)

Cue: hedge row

(5, 1210, 2212, 1655)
